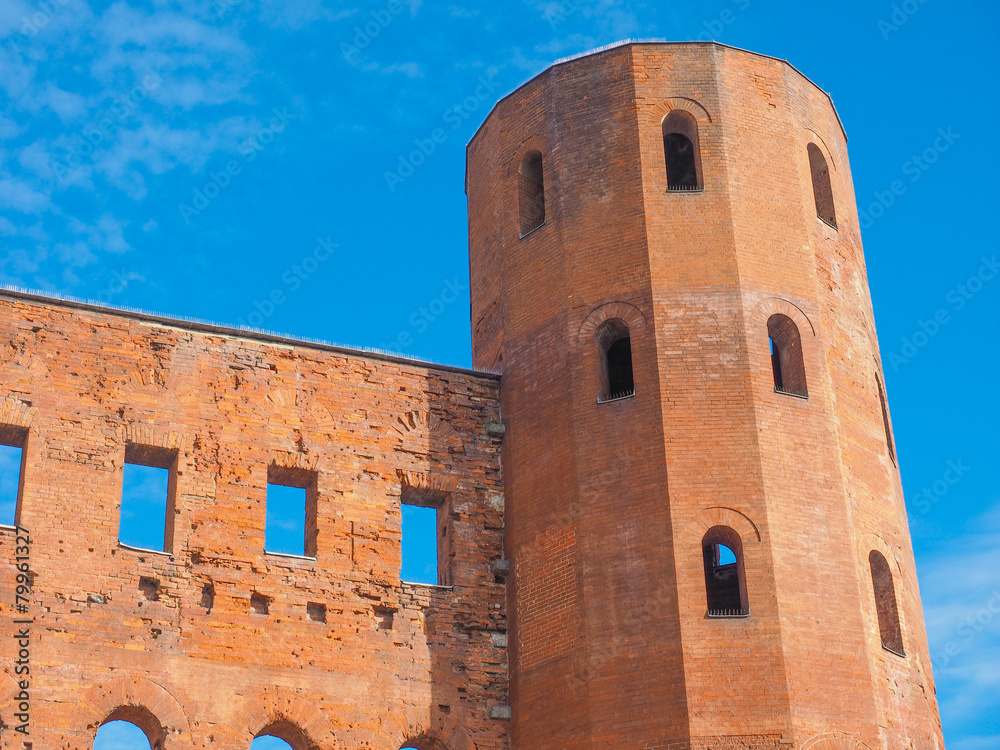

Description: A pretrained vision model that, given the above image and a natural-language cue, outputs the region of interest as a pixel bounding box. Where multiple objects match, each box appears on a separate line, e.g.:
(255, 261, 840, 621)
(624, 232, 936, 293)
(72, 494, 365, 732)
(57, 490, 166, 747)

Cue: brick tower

(467, 41, 944, 750)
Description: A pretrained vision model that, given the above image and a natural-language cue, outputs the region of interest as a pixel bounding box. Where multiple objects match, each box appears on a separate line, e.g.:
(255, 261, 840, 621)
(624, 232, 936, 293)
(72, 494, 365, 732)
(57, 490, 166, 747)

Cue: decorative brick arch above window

(76, 675, 190, 749)
(388, 411, 464, 454)
(0, 394, 36, 431)
(374, 711, 478, 750)
(800, 732, 873, 750)
(750, 296, 816, 337)
(233, 688, 332, 750)
(647, 96, 713, 126)
(684, 506, 761, 544)
(577, 301, 646, 342)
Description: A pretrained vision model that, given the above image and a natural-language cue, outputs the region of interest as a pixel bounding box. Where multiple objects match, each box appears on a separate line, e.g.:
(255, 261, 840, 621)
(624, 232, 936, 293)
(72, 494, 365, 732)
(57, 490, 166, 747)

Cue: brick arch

(121, 423, 184, 453)
(684, 506, 761, 543)
(388, 411, 464, 454)
(505, 133, 552, 178)
(374, 711, 477, 750)
(272, 449, 320, 474)
(76, 675, 189, 749)
(398, 469, 458, 498)
(750, 296, 816, 337)
(577, 301, 647, 342)
(0, 350, 52, 408)
(648, 96, 713, 126)
(232, 688, 333, 749)
(0, 395, 36, 430)
(800, 732, 873, 750)
(803, 128, 838, 172)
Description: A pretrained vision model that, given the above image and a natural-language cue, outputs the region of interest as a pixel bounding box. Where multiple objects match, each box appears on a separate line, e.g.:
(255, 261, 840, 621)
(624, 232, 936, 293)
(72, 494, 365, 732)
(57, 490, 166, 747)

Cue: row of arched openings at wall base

(93, 722, 299, 749)
(92, 721, 427, 750)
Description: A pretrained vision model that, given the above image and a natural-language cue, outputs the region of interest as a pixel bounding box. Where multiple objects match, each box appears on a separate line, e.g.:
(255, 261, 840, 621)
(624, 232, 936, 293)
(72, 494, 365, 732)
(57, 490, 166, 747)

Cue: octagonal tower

(466, 42, 943, 750)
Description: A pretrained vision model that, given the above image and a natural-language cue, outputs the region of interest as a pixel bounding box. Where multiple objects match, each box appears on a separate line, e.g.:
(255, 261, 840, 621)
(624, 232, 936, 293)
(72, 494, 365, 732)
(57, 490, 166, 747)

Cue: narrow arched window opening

(662, 110, 702, 191)
(702, 526, 749, 618)
(596, 319, 634, 402)
(767, 314, 807, 398)
(518, 150, 545, 236)
(869, 550, 905, 656)
(876, 375, 896, 463)
(807, 143, 837, 228)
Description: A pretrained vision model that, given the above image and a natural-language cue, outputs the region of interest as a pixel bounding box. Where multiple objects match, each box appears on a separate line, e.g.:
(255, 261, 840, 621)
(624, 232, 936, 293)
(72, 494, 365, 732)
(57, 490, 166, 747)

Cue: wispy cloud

(920, 501, 1000, 739)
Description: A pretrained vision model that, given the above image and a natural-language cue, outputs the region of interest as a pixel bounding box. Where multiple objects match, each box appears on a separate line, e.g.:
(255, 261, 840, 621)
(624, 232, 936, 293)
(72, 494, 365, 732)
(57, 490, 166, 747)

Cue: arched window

(253, 721, 310, 750)
(518, 151, 545, 236)
(702, 526, 749, 617)
(662, 110, 702, 191)
(807, 143, 837, 228)
(869, 550, 904, 656)
(596, 319, 634, 402)
(876, 375, 896, 463)
(767, 314, 807, 398)
(93, 709, 162, 750)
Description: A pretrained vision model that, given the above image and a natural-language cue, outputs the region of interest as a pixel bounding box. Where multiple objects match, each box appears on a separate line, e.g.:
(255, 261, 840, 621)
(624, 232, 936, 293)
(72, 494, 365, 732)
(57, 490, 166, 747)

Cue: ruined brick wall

(467, 41, 943, 750)
(0, 291, 508, 750)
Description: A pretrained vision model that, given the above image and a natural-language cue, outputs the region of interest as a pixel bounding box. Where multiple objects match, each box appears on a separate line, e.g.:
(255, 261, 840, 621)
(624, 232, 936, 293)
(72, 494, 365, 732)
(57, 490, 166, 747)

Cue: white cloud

(0, 175, 51, 213)
(918, 502, 1000, 741)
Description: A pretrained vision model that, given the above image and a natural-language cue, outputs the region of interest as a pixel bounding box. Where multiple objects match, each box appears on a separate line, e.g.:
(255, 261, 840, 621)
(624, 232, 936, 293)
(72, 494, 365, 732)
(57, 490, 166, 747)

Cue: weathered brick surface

(0, 293, 507, 749)
(467, 42, 943, 750)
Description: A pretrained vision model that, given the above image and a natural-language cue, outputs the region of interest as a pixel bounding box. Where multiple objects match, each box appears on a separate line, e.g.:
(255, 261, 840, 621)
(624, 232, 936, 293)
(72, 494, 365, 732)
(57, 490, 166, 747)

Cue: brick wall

(0, 292, 508, 750)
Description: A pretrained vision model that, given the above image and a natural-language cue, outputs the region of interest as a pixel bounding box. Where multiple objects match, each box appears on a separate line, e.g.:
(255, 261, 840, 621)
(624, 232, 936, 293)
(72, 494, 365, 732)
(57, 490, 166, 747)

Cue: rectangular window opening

(0, 425, 28, 528)
(120, 444, 177, 553)
(266, 465, 318, 558)
(400, 487, 448, 586)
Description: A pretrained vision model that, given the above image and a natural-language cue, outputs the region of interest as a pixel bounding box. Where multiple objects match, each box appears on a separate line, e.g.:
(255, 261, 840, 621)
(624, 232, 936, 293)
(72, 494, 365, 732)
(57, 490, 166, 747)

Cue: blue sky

(1, 1, 997, 747)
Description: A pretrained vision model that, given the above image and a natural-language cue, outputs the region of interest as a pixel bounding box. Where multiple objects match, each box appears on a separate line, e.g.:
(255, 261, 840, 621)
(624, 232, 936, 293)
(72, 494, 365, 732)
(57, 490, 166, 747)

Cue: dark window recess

(870, 550, 905, 656)
(200, 583, 215, 611)
(597, 319, 635, 402)
(251, 592, 270, 615)
(662, 110, 703, 191)
(138, 577, 160, 602)
(307, 602, 326, 622)
(767, 314, 807, 398)
(702, 527, 749, 618)
(518, 151, 546, 236)
(877, 376, 896, 463)
(807, 143, 837, 228)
